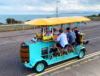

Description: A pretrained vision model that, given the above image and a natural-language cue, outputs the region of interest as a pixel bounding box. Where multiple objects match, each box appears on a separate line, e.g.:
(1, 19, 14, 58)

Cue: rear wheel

(78, 49, 86, 59)
(35, 62, 46, 73)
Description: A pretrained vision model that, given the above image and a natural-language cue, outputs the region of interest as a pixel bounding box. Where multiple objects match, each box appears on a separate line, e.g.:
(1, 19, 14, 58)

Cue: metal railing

(0, 24, 35, 32)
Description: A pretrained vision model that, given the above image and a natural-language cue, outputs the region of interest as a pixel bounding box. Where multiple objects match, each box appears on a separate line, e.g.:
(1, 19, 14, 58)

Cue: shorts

(56, 43, 68, 49)
(56, 43, 63, 49)
(64, 45, 69, 49)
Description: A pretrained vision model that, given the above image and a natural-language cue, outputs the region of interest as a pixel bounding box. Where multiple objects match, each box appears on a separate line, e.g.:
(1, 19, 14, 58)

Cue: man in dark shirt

(73, 27, 81, 44)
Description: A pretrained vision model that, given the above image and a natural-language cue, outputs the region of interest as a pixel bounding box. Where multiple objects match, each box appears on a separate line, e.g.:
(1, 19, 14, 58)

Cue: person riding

(73, 27, 81, 44)
(53, 28, 59, 35)
(46, 30, 52, 36)
(44, 27, 52, 36)
(73, 27, 89, 45)
(66, 27, 76, 45)
(56, 29, 69, 49)
(54, 29, 69, 55)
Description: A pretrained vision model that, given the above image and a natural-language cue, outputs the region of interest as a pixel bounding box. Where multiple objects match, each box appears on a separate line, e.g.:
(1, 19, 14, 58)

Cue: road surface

(44, 55, 100, 76)
(0, 21, 100, 76)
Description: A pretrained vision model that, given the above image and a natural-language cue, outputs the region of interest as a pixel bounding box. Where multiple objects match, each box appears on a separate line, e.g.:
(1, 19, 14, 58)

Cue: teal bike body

(23, 40, 85, 69)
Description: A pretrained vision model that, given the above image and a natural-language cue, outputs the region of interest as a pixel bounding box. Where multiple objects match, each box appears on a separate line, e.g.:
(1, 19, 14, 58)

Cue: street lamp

(56, 0, 60, 17)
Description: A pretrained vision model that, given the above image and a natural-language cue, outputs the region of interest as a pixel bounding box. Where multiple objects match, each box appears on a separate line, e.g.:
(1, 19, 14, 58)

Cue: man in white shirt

(56, 29, 69, 49)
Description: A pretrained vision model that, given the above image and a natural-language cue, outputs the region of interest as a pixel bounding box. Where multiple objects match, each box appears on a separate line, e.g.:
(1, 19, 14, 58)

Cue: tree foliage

(6, 18, 22, 24)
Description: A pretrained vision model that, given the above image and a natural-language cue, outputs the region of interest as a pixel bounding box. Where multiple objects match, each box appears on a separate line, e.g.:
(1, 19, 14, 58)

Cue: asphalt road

(45, 55, 100, 76)
(0, 21, 100, 76)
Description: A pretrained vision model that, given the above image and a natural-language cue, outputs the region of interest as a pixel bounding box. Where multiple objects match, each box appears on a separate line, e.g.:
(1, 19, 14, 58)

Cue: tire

(78, 49, 86, 59)
(34, 62, 46, 73)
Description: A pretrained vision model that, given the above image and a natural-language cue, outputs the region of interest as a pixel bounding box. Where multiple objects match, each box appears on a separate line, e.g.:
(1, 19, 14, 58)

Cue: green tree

(6, 18, 16, 24)
(6, 18, 23, 24)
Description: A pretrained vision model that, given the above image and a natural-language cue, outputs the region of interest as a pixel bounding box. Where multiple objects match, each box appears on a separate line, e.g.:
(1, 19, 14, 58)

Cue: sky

(0, 0, 100, 14)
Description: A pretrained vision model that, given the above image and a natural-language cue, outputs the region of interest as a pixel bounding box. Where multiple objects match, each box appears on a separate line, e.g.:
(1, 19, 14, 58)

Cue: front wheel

(34, 62, 46, 73)
(78, 49, 86, 59)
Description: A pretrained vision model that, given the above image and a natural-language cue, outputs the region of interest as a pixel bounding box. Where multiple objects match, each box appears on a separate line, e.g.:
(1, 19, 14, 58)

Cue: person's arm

(67, 33, 69, 41)
(56, 35, 61, 42)
(73, 32, 76, 39)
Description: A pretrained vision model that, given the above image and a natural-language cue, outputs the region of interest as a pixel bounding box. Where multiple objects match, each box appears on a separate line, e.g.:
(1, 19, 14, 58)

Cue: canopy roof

(25, 16, 91, 26)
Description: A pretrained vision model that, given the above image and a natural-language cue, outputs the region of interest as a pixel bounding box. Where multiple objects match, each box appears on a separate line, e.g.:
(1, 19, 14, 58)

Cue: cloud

(59, 0, 100, 12)
(0, 0, 100, 14)
(80, 0, 100, 5)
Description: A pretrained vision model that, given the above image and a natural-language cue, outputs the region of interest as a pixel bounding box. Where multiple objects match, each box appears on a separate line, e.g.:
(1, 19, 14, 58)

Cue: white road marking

(65, 67, 71, 70)
(27, 51, 100, 76)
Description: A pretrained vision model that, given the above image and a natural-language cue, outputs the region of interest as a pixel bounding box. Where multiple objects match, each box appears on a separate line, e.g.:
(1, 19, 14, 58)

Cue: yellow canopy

(25, 16, 91, 26)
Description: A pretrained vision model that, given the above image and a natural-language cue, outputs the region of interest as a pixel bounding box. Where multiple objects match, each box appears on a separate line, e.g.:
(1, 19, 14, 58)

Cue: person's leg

(56, 43, 63, 55)
(64, 44, 74, 53)
(50, 48, 58, 56)
(64, 45, 69, 54)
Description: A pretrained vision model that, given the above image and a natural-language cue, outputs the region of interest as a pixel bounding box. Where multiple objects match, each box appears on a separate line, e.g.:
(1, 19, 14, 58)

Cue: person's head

(73, 27, 79, 31)
(53, 28, 57, 32)
(59, 29, 63, 34)
(72, 28, 74, 31)
(66, 27, 71, 32)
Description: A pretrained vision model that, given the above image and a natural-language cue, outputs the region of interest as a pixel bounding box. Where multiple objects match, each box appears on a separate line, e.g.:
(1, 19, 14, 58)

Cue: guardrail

(0, 24, 35, 32)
